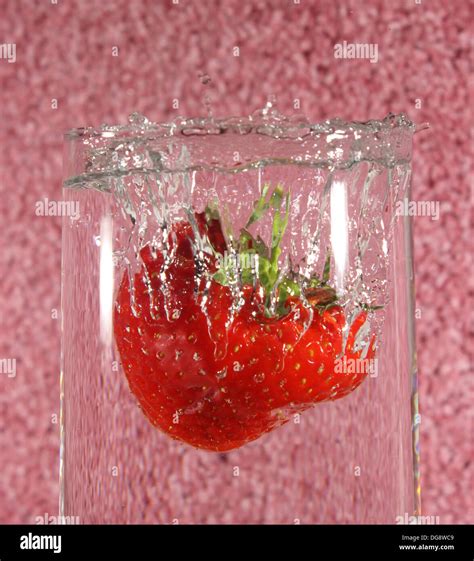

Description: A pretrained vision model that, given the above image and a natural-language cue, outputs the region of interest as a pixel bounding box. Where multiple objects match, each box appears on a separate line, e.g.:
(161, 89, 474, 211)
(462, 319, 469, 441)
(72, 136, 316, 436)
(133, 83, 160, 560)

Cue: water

(65, 110, 414, 350)
(61, 109, 419, 522)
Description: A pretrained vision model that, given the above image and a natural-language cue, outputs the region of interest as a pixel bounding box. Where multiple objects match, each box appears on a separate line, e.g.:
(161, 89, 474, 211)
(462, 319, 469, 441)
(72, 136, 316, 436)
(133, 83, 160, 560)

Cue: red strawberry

(114, 186, 376, 451)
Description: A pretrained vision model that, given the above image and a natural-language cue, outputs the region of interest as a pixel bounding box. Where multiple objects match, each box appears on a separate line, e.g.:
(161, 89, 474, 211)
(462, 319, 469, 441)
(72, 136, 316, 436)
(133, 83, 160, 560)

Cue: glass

(60, 110, 420, 523)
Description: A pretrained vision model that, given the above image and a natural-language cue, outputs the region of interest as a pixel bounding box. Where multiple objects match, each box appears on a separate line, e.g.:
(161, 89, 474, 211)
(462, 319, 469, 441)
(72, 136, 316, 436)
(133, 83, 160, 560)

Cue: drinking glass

(60, 111, 419, 523)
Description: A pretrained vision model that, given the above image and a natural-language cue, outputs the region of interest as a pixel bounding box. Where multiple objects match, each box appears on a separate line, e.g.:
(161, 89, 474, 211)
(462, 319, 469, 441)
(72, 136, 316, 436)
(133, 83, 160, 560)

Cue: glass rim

(64, 112, 417, 141)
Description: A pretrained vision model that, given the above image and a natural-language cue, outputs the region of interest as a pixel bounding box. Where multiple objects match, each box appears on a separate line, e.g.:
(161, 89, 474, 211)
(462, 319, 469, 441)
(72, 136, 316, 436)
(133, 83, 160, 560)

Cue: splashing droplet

(414, 122, 430, 134)
(128, 112, 152, 127)
(203, 94, 212, 117)
(262, 95, 277, 115)
(198, 72, 212, 85)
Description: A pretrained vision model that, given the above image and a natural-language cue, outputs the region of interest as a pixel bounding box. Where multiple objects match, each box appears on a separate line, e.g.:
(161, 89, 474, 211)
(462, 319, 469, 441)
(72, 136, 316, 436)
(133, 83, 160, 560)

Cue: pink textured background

(0, 0, 472, 524)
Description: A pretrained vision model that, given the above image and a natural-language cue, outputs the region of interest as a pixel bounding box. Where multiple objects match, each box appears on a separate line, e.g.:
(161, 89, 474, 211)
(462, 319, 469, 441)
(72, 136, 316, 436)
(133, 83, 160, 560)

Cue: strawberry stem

(198, 185, 383, 318)
(211, 184, 324, 316)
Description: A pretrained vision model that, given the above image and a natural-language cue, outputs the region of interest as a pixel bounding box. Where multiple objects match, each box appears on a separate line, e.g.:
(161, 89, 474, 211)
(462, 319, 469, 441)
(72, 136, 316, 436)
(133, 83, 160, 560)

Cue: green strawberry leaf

(270, 187, 289, 266)
(204, 201, 220, 222)
(209, 185, 359, 318)
(213, 268, 231, 285)
(322, 251, 331, 284)
(239, 229, 268, 258)
(359, 303, 384, 311)
(275, 277, 301, 315)
(246, 183, 271, 227)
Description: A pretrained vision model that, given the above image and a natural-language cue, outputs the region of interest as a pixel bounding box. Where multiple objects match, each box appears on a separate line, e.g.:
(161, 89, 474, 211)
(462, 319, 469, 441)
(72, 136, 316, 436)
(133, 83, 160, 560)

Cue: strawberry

(114, 186, 376, 451)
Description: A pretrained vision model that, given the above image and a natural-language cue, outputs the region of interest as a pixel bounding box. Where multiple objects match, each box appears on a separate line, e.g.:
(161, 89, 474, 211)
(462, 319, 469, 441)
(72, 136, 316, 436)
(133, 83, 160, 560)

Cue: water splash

(64, 107, 415, 361)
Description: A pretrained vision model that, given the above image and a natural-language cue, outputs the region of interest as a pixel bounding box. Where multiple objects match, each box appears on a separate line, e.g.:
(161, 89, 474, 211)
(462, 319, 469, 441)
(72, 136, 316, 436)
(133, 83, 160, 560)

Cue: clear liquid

(61, 114, 419, 523)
